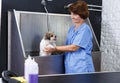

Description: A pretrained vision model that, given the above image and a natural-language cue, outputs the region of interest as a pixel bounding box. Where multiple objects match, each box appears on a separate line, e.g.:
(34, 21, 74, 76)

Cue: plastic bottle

(29, 58, 39, 83)
(24, 55, 39, 83)
(24, 55, 32, 82)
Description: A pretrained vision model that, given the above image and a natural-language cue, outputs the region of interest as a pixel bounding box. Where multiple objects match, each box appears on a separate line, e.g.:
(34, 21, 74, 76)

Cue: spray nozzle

(41, 0, 46, 6)
(41, 0, 53, 6)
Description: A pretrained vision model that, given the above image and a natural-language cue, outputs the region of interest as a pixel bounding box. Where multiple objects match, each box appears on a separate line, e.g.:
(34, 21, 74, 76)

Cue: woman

(44, 0, 95, 73)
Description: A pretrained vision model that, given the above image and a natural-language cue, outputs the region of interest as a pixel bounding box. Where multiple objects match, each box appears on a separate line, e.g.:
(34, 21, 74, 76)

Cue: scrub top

(64, 23, 95, 74)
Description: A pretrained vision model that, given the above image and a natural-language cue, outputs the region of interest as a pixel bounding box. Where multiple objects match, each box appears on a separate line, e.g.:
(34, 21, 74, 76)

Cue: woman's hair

(68, 0, 89, 19)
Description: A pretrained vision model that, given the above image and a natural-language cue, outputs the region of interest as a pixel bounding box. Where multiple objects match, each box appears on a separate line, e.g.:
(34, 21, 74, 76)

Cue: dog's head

(44, 32, 56, 42)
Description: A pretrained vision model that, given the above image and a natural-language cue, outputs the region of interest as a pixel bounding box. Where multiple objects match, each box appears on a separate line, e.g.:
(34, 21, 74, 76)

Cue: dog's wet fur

(39, 32, 56, 56)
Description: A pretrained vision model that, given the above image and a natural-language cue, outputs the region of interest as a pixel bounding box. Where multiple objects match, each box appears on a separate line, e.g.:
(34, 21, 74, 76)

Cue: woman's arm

(44, 45, 80, 53)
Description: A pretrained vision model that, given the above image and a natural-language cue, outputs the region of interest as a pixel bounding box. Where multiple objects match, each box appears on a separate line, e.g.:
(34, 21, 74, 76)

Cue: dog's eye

(51, 35, 53, 37)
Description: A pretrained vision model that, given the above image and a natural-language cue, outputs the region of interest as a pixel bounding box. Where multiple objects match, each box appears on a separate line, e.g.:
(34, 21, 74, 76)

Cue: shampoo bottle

(29, 58, 39, 83)
(24, 56, 39, 83)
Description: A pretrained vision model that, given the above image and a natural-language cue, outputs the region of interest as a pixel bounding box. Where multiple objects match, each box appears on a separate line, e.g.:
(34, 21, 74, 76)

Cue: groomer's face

(70, 12, 81, 23)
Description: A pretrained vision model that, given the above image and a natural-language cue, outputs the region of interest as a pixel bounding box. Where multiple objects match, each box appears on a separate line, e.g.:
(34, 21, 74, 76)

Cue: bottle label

(29, 74, 38, 83)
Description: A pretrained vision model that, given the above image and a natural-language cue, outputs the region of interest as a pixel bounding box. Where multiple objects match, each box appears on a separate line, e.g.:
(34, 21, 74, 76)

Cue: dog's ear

(45, 32, 50, 40)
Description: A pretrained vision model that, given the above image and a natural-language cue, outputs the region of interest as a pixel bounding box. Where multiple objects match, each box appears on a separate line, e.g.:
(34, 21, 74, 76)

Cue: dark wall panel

(89, 11, 101, 45)
(0, 0, 102, 77)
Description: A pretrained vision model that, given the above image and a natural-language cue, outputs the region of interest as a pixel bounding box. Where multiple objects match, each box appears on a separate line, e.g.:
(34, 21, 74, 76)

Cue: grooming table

(39, 72, 120, 83)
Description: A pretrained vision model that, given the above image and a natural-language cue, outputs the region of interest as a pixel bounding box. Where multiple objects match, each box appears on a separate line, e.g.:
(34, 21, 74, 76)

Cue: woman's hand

(44, 47, 56, 53)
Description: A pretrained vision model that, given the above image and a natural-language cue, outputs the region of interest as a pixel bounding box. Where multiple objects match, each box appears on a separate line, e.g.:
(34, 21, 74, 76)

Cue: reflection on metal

(87, 18, 100, 51)
(13, 9, 26, 58)
(88, 8, 102, 12)
(88, 4, 102, 12)
(88, 4, 102, 8)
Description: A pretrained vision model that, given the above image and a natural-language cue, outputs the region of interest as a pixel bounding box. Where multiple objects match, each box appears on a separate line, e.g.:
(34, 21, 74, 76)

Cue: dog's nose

(55, 36, 56, 38)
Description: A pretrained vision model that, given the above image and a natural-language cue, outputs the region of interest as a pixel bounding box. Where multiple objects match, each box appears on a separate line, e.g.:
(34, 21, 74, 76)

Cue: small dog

(39, 32, 56, 56)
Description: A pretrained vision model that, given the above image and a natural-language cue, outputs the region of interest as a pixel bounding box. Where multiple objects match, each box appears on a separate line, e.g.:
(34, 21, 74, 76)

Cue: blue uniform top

(64, 23, 95, 73)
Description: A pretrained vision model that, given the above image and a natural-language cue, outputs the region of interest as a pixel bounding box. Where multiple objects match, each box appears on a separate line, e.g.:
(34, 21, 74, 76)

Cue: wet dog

(39, 32, 56, 56)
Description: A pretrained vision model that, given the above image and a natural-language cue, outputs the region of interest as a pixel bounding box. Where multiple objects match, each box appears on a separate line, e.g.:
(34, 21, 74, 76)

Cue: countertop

(1, 72, 120, 83)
